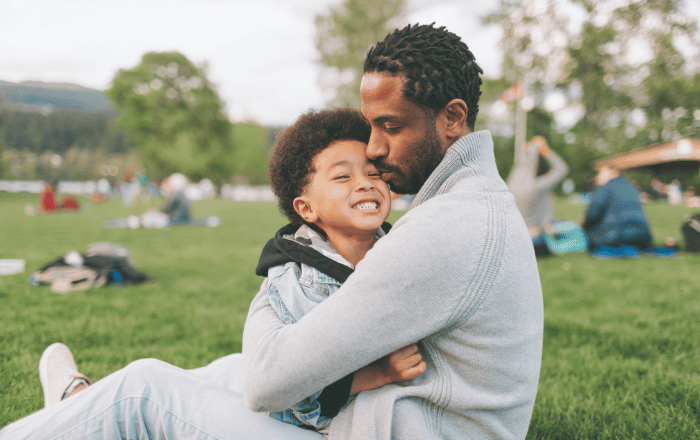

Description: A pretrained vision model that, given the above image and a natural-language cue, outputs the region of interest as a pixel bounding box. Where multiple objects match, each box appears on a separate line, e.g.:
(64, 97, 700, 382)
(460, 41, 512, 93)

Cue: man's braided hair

(363, 23, 483, 130)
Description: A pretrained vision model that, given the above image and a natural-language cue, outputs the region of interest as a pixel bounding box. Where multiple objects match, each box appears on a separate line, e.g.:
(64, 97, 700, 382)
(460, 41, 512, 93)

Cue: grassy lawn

(1, 192, 699, 437)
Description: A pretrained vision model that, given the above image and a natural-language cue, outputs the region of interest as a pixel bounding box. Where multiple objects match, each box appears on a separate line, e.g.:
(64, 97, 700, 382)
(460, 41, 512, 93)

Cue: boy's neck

(323, 229, 378, 267)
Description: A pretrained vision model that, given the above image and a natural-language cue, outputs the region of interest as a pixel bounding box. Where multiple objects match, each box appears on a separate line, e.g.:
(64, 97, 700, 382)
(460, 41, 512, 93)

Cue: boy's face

(294, 139, 391, 237)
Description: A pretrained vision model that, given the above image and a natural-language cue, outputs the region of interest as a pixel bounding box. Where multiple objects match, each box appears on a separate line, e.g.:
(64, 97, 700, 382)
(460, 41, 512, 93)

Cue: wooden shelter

(595, 138, 700, 174)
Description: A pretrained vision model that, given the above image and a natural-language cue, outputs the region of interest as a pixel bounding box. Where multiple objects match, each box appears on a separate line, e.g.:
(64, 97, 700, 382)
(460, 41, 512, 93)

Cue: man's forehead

(360, 73, 412, 118)
(360, 72, 389, 90)
(360, 72, 404, 95)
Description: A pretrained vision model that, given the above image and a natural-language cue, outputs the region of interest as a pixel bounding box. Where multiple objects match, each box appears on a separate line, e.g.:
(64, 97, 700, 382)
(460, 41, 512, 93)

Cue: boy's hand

(380, 343, 426, 382)
(350, 343, 426, 396)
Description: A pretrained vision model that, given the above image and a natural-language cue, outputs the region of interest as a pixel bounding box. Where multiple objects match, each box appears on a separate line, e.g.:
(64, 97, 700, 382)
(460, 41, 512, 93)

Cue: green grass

(1, 192, 699, 437)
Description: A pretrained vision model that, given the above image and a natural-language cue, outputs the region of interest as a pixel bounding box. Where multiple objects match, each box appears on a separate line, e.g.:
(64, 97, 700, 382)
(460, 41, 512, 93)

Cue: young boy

(255, 107, 426, 430)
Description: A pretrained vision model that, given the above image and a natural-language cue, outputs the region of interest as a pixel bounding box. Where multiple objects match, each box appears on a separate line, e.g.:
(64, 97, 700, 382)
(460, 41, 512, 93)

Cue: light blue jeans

(0, 354, 325, 439)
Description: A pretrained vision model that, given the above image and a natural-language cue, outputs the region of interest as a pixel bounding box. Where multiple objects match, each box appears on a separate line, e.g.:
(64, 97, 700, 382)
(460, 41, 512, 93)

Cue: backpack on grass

(30, 243, 150, 294)
(681, 213, 700, 253)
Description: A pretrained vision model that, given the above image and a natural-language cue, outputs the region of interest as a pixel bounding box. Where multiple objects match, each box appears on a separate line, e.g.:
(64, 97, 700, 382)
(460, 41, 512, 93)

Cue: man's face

(360, 72, 445, 195)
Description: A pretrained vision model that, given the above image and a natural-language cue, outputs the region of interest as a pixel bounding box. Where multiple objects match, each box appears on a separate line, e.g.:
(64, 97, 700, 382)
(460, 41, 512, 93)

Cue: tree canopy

(107, 52, 234, 183)
(484, 0, 700, 190)
(315, 0, 406, 109)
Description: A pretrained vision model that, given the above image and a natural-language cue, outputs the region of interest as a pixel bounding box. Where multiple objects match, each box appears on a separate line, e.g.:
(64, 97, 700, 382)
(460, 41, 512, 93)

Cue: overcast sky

(3, 0, 698, 126)
(0, 0, 503, 126)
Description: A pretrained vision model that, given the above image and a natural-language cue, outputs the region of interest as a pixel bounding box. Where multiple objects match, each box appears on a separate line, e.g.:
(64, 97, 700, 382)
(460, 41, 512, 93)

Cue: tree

(315, 0, 406, 108)
(230, 121, 273, 185)
(485, 0, 700, 190)
(107, 52, 234, 183)
(564, 0, 700, 156)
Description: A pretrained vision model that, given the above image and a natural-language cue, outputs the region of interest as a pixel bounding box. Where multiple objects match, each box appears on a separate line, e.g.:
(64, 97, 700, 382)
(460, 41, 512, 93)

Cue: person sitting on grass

(582, 164, 653, 252)
(256, 107, 426, 431)
(0, 107, 424, 440)
(40, 182, 58, 213)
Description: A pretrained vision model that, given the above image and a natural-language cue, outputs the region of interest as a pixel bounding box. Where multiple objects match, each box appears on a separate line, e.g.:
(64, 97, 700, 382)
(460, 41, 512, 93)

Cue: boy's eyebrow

(327, 159, 354, 169)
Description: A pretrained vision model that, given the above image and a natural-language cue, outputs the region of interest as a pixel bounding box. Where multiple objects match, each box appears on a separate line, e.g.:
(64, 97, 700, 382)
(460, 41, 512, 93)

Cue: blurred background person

(160, 173, 192, 225)
(507, 136, 569, 256)
(120, 168, 140, 206)
(582, 165, 653, 252)
(649, 177, 666, 201)
(40, 182, 58, 213)
(667, 179, 682, 205)
(685, 186, 700, 208)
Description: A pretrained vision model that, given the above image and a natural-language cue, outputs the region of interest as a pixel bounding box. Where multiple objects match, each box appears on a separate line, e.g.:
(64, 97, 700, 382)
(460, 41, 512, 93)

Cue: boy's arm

(350, 343, 426, 395)
(313, 343, 426, 420)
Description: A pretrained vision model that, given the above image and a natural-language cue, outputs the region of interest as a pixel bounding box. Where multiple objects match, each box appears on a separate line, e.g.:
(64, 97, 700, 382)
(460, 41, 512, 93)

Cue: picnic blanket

(591, 245, 679, 259)
(544, 221, 589, 254)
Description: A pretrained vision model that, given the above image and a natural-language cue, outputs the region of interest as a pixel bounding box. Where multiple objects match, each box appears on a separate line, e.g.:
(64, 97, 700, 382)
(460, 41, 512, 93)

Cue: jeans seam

(52, 396, 221, 440)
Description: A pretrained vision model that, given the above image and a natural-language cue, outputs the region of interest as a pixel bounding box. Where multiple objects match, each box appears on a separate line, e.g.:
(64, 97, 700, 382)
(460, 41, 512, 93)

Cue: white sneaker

(38, 343, 89, 407)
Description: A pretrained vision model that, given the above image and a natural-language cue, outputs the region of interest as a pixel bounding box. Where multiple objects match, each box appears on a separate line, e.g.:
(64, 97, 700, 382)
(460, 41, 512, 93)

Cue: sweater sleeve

(243, 194, 499, 412)
(534, 149, 568, 192)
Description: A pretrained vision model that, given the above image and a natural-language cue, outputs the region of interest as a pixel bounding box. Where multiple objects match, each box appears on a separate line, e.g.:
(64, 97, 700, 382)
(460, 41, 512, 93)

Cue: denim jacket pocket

(297, 263, 341, 299)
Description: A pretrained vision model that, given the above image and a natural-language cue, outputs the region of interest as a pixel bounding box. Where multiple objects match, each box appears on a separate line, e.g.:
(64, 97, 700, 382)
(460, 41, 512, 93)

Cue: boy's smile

(294, 139, 391, 241)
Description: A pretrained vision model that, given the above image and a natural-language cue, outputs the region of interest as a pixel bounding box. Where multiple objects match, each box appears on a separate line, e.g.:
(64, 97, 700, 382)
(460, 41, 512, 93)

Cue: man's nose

(366, 132, 388, 160)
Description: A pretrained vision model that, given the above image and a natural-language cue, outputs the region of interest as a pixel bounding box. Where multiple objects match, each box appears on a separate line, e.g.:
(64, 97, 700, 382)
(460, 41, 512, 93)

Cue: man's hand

(350, 343, 426, 396)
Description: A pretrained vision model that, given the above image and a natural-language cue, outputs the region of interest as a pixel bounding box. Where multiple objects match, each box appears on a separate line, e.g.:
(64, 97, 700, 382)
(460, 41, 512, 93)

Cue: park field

(1, 191, 699, 438)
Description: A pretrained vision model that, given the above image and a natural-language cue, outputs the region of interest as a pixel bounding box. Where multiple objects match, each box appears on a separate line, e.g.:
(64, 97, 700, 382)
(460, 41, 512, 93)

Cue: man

(243, 23, 543, 439)
(507, 136, 569, 256)
(582, 164, 653, 252)
(1, 24, 542, 440)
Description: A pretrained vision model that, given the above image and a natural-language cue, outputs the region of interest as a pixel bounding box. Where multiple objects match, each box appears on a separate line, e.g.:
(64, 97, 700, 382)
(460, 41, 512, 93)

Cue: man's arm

(264, 266, 425, 425)
(243, 196, 494, 412)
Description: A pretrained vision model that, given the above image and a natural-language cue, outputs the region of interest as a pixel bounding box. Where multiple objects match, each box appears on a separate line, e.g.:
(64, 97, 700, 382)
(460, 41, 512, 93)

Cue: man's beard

(374, 121, 443, 195)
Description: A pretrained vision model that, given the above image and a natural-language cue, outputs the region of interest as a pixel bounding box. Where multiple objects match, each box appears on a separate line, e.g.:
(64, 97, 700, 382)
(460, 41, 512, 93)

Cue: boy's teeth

(354, 201, 377, 210)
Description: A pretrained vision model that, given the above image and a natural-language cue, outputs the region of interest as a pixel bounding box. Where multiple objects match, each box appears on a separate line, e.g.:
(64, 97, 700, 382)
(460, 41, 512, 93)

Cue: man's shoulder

(393, 188, 518, 253)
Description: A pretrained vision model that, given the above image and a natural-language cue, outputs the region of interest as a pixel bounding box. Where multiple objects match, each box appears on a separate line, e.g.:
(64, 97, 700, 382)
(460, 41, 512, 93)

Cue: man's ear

(293, 196, 319, 224)
(441, 99, 469, 141)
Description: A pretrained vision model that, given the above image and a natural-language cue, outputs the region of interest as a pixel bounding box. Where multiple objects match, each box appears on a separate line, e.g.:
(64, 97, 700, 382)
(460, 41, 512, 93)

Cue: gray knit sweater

(243, 131, 543, 439)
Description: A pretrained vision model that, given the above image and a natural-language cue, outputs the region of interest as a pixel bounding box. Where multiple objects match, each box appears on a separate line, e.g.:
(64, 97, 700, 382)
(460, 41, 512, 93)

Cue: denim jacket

(259, 224, 386, 429)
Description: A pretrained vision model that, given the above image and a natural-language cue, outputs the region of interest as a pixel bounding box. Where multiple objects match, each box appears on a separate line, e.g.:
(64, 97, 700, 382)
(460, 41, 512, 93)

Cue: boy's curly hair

(364, 23, 483, 130)
(268, 107, 371, 226)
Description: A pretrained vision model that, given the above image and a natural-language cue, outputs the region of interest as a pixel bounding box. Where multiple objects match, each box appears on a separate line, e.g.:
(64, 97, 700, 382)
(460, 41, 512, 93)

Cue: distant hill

(0, 80, 114, 113)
